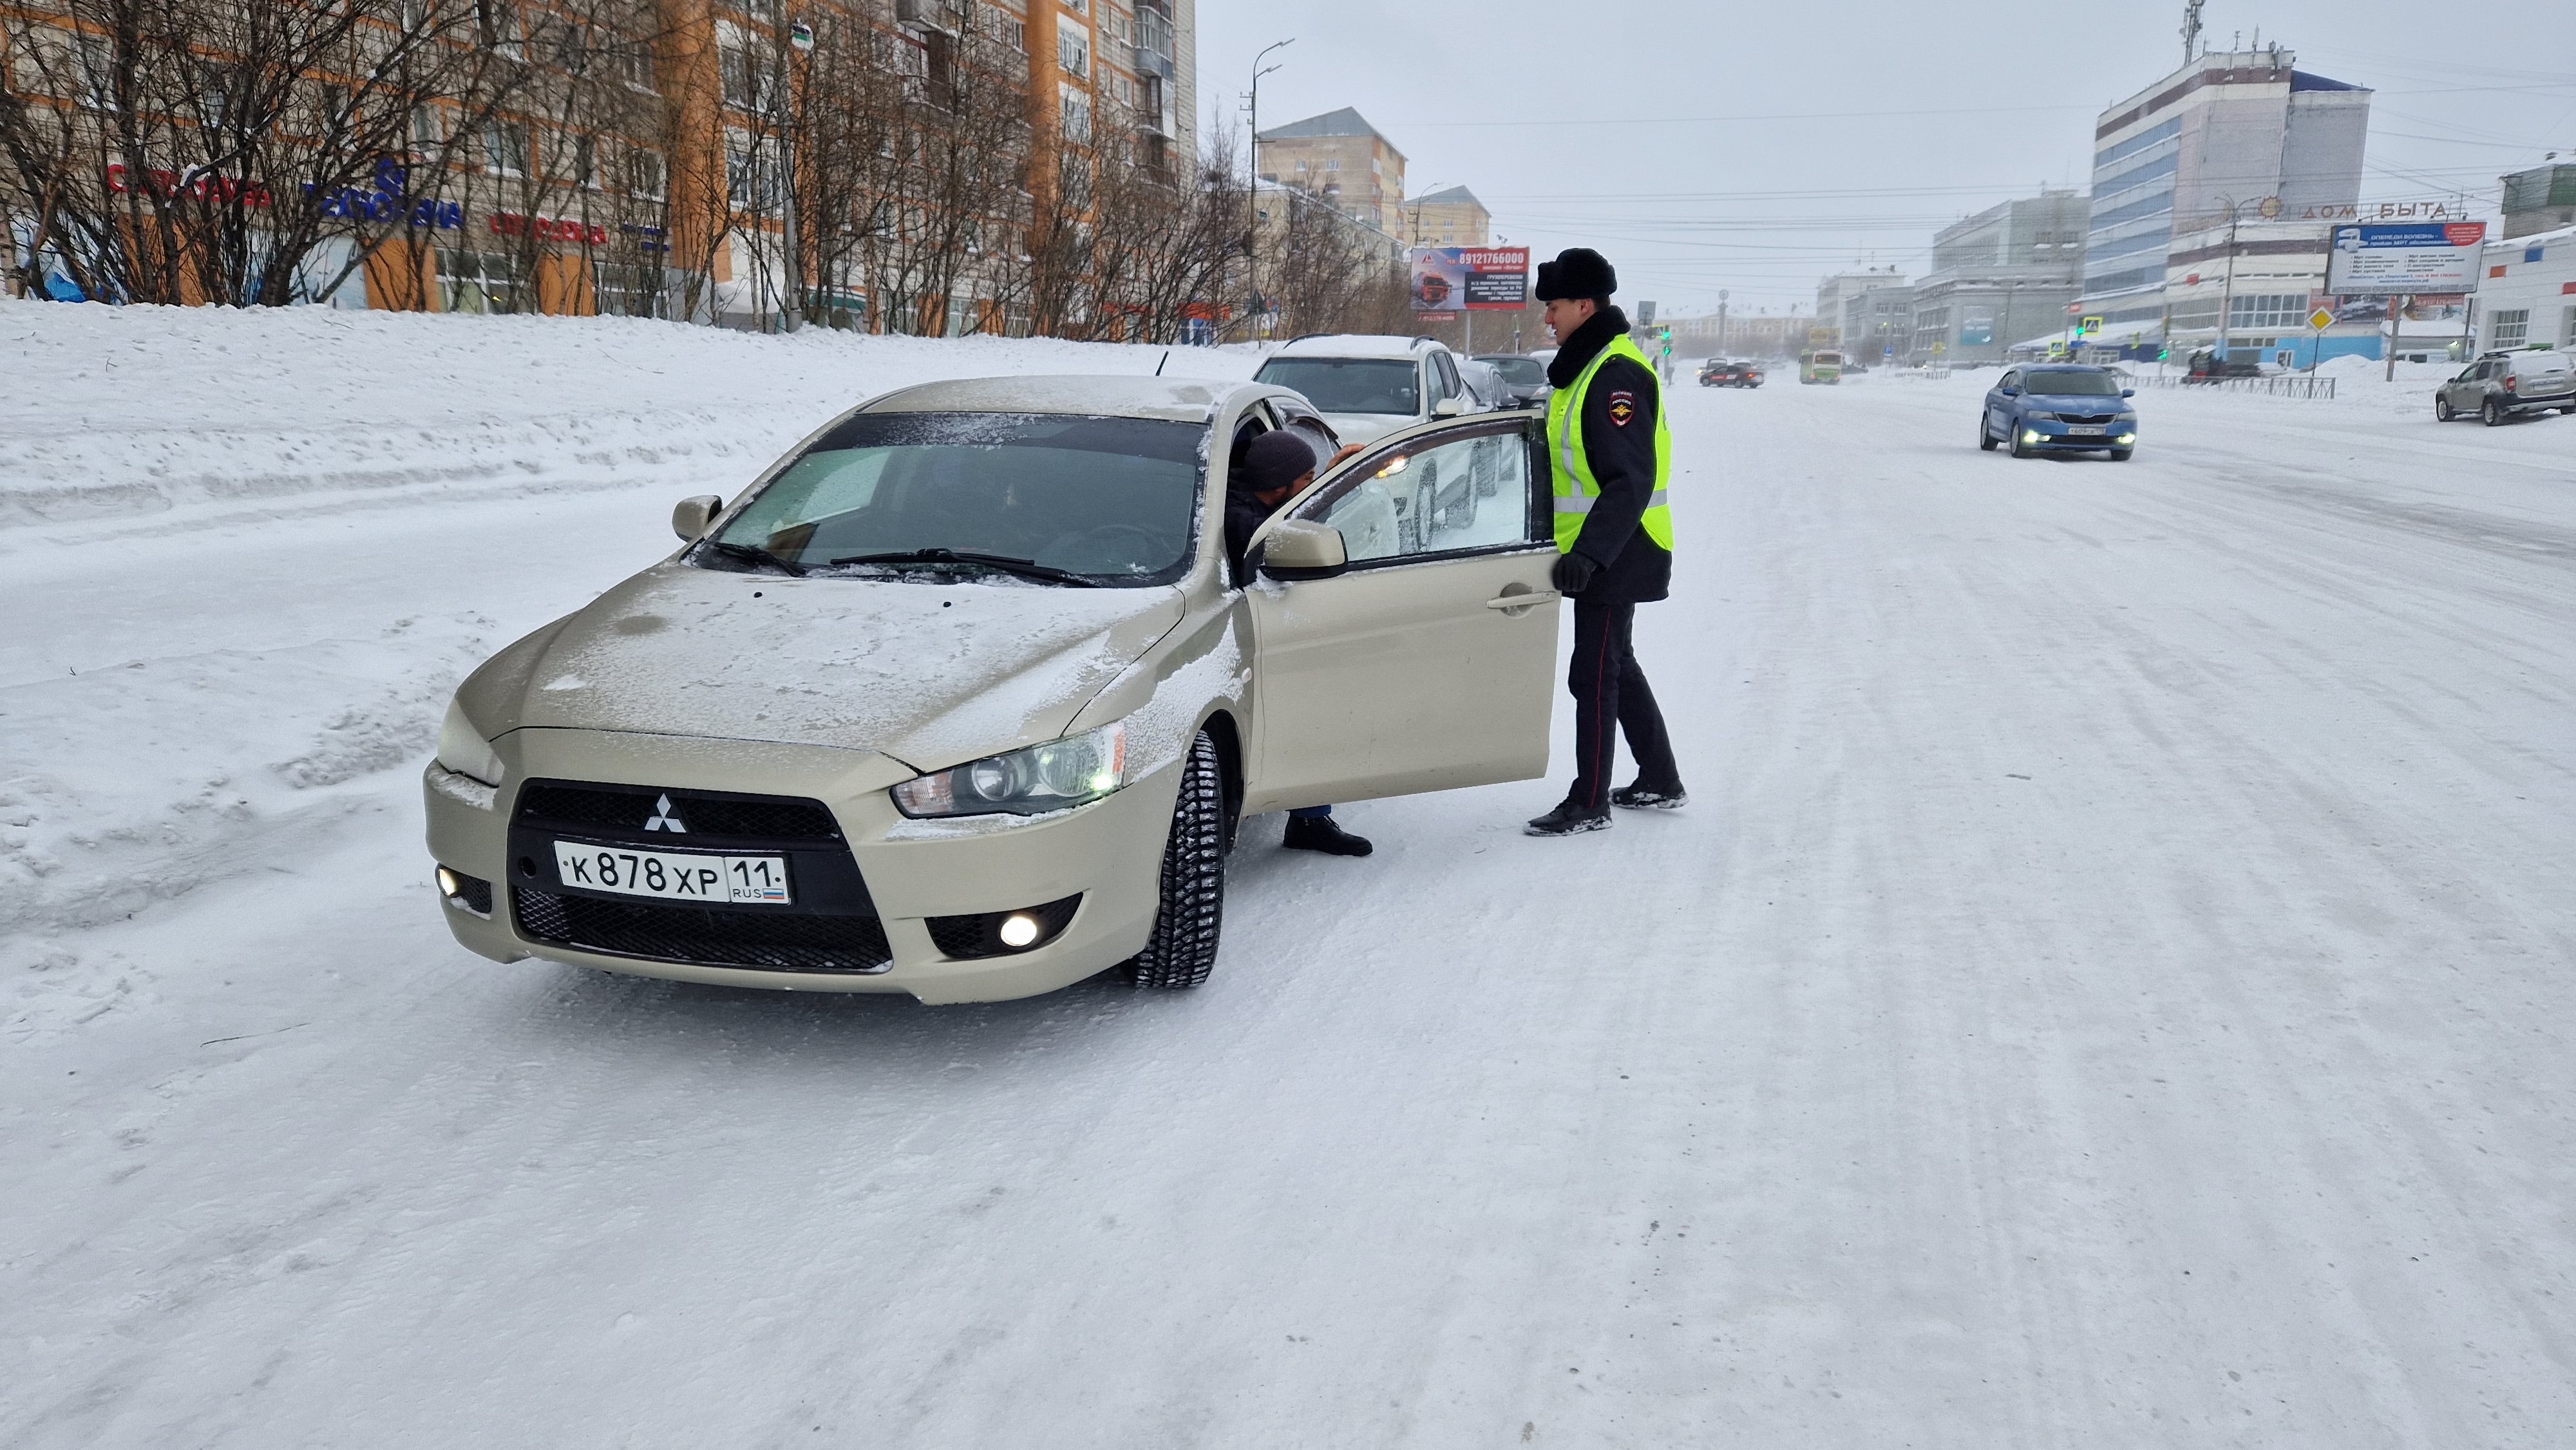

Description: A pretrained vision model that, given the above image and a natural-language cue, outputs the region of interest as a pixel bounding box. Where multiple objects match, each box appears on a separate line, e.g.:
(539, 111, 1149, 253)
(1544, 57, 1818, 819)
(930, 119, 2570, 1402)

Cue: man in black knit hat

(1525, 247, 1685, 836)
(1226, 429, 1373, 856)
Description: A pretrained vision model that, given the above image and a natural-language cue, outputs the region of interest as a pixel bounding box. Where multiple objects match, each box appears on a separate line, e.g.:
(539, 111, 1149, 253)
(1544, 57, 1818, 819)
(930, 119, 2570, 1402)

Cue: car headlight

(2022, 410, 2058, 421)
(435, 698, 506, 787)
(893, 720, 1128, 818)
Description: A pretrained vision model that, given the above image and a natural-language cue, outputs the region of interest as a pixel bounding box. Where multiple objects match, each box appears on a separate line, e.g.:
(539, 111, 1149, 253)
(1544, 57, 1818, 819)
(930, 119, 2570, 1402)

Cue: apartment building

(1254, 108, 1407, 234)
(1814, 267, 1904, 350)
(1405, 185, 1488, 247)
(4, 0, 1197, 331)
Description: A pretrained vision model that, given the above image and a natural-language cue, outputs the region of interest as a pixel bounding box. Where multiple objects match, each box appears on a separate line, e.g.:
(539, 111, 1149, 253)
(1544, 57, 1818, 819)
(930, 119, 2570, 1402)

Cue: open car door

(1240, 412, 1559, 813)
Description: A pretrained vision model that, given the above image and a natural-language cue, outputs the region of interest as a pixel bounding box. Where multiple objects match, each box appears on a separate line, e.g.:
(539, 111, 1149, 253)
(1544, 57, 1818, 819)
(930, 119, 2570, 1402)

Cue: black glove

(1551, 551, 1598, 596)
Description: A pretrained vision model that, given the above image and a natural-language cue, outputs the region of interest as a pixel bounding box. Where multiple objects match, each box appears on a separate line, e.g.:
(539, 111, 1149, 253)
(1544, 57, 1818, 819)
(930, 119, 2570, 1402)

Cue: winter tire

(1410, 480, 1437, 549)
(2483, 399, 2506, 427)
(1450, 465, 1479, 530)
(2009, 426, 2035, 458)
(1978, 416, 2000, 451)
(2108, 449, 2134, 462)
(1123, 731, 1227, 990)
(2434, 396, 2454, 421)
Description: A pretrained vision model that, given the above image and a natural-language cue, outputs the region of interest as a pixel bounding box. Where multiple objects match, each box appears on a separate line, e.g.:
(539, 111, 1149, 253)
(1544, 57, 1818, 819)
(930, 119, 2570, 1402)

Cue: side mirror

(1258, 520, 1349, 581)
(1432, 397, 1465, 418)
(2121, 388, 2136, 398)
(1999, 386, 2020, 397)
(671, 494, 723, 541)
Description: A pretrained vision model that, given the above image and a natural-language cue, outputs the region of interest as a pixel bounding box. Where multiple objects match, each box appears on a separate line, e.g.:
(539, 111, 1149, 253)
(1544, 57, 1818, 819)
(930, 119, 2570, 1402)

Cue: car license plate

(2066, 424, 2105, 436)
(553, 841, 792, 905)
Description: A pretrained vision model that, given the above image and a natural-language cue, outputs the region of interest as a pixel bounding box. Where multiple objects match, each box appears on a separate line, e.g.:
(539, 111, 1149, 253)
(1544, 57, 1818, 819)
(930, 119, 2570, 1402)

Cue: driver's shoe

(1283, 815, 1374, 856)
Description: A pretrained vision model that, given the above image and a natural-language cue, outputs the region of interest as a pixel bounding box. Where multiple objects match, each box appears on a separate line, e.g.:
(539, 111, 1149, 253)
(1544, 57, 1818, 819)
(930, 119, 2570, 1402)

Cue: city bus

(1799, 350, 1844, 384)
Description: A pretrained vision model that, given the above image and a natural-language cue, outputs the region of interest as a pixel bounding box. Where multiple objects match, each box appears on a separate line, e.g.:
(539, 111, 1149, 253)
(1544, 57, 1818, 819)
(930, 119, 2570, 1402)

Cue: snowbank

(0, 301, 1263, 530)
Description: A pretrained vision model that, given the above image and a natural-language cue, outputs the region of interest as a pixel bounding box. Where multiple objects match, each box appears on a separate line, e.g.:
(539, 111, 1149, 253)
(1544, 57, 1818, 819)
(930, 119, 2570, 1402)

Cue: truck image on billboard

(2325, 222, 2488, 296)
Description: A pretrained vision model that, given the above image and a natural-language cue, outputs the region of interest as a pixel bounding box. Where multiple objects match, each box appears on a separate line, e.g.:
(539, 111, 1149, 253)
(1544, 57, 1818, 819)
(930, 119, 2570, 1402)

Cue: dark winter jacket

(1546, 306, 1672, 604)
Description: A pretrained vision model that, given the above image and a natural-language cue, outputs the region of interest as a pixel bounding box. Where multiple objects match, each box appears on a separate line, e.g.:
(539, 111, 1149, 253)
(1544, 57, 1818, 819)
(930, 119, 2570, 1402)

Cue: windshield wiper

(822, 549, 1101, 587)
(692, 538, 808, 576)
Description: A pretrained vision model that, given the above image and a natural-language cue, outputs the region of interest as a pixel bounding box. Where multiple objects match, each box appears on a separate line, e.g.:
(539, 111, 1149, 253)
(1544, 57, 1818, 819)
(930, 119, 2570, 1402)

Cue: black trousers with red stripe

(1567, 599, 1681, 812)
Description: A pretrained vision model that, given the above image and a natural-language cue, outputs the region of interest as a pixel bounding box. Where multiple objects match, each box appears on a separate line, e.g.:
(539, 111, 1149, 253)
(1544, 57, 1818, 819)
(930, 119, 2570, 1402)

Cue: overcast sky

(1195, 0, 2576, 319)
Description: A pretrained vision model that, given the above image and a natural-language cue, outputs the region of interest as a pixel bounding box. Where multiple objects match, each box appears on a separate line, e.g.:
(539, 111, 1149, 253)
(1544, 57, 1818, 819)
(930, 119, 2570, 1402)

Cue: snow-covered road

(4, 313, 2571, 1447)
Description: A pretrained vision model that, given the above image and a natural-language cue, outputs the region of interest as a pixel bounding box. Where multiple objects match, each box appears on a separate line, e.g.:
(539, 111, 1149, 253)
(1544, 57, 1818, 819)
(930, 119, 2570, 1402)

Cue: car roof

(1270, 334, 1441, 359)
(860, 375, 1256, 422)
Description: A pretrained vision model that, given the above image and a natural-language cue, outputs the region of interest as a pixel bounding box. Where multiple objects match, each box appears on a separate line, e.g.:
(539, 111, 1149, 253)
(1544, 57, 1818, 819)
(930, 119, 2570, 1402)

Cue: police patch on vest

(1607, 390, 1636, 426)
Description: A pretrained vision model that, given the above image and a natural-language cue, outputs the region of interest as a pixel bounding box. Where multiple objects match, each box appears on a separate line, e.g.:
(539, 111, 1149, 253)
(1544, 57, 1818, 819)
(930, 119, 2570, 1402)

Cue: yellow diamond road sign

(2307, 308, 2335, 331)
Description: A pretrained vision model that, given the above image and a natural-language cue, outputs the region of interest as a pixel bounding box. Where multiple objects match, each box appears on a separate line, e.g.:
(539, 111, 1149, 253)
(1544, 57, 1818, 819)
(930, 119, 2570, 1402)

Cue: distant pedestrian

(1524, 248, 1685, 836)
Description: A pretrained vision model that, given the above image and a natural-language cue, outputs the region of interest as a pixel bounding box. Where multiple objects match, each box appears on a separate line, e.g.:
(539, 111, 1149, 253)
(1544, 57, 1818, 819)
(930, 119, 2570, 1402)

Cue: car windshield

(699, 412, 1205, 585)
(1254, 358, 1421, 415)
(1479, 357, 1546, 384)
(2026, 370, 2123, 396)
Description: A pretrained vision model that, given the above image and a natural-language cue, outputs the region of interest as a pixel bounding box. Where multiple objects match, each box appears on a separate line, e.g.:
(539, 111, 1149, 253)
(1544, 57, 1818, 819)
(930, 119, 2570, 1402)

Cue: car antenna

(1155, 350, 1170, 377)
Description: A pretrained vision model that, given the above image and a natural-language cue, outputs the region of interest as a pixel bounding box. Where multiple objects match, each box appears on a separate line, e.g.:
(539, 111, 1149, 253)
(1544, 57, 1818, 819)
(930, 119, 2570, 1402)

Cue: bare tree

(1, 0, 537, 306)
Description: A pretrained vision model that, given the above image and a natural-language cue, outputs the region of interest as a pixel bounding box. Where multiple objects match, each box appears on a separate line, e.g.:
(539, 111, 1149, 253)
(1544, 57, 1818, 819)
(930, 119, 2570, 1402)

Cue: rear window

(1254, 357, 1421, 416)
(1479, 357, 1546, 385)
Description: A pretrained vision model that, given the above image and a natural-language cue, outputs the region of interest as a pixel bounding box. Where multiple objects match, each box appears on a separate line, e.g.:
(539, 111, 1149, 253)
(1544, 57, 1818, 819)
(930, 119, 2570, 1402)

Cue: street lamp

(1245, 38, 1293, 341)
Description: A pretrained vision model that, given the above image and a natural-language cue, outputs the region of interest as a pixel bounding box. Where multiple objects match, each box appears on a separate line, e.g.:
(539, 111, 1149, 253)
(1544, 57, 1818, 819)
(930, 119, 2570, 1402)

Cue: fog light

(998, 914, 1041, 948)
(437, 866, 462, 898)
(2117, 433, 2137, 444)
(2022, 430, 2043, 444)
(925, 894, 1083, 959)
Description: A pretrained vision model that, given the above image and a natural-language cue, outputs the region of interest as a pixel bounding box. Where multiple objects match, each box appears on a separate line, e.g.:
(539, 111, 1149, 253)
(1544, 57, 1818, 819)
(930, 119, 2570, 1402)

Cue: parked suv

(1255, 335, 1496, 547)
(2435, 350, 2576, 425)
(1699, 359, 1763, 388)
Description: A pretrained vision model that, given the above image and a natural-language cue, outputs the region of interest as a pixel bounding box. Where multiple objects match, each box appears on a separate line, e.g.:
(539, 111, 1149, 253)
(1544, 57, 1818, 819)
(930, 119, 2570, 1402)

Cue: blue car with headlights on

(1978, 364, 2140, 460)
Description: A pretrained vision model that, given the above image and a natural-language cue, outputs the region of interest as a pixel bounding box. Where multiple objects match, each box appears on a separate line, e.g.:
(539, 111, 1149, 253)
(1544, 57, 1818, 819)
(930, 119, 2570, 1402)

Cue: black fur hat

(1534, 247, 1616, 302)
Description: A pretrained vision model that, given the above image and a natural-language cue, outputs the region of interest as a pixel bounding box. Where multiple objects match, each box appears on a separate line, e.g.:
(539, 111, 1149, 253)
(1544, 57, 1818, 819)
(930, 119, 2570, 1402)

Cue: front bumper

(425, 729, 1182, 1003)
(2015, 419, 2138, 450)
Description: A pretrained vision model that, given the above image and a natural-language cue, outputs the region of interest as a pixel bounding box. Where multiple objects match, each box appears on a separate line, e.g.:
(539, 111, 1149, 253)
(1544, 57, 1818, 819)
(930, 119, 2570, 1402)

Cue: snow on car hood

(493, 564, 1184, 769)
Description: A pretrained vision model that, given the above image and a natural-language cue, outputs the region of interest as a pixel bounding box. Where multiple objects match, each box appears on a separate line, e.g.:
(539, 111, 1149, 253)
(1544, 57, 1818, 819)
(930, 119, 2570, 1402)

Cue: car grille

(2052, 413, 2120, 426)
(511, 887, 893, 974)
(515, 780, 841, 841)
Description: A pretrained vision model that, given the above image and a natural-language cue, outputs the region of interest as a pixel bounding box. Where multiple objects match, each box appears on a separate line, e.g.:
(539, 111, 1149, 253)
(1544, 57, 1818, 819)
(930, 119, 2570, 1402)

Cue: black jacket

(1546, 306, 1671, 604)
(1224, 491, 1272, 587)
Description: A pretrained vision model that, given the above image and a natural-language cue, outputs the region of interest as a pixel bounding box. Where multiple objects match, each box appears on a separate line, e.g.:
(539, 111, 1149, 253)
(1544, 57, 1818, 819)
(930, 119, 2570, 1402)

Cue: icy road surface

(3, 316, 2571, 1447)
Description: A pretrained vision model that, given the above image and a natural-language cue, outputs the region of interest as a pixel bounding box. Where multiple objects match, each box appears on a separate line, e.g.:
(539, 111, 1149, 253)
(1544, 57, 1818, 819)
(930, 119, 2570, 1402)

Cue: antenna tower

(2181, 0, 2204, 65)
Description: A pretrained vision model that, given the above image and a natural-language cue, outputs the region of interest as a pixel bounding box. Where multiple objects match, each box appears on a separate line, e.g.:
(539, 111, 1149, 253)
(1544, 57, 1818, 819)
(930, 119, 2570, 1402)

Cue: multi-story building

(1907, 191, 2087, 363)
(1405, 185, 1488, 247)
(1254, 108, 1407, 234)
(1669, 309, 1817, 360)
(2501, 161, 2576, 240)
(2078, 44, 2371, 334)
(3, 0, 1200, 332)
(1814, 268, 1904, 350)
(1842, 280, 1915, 364)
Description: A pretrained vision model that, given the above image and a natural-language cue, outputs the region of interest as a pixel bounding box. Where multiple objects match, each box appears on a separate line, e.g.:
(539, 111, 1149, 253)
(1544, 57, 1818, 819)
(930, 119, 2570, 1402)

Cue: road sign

(2306, 307, 2334, 332)
(2325, 222, 2488, 296)
(2078, 315, 2103, 336)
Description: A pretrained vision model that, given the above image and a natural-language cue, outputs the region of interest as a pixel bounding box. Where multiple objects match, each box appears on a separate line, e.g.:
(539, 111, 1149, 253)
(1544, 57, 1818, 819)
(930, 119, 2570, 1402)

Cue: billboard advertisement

(1409, 247, 1530, 315)
(1958, 308, 1995, 346)
(2325, 222, 2488, 296)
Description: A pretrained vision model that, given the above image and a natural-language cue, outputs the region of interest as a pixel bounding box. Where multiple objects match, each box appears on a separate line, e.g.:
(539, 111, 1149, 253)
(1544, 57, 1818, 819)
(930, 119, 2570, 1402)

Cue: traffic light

(2156, 344, 2170, 361)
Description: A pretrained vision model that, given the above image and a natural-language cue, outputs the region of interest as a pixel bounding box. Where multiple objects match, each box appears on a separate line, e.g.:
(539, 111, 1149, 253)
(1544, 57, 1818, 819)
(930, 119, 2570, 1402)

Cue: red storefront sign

(491, 212, 610, 247)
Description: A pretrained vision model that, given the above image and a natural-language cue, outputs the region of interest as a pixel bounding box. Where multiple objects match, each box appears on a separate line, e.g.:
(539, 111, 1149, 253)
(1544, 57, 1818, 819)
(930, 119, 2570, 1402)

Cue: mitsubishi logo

(642, 794, 688, 833)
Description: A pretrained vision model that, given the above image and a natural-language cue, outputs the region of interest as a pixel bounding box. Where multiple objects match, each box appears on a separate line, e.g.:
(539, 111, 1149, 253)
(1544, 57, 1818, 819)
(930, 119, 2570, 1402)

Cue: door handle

(1485, 589, 1560, 615)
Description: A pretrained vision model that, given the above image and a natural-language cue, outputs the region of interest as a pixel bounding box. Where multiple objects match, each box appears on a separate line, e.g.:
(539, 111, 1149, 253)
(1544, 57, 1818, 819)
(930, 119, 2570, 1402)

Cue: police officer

(1526, 247, 1686, 836)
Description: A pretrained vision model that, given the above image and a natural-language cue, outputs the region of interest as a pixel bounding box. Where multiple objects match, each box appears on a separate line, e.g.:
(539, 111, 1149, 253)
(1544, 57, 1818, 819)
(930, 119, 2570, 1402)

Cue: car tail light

(2504, 375, 2517, 391)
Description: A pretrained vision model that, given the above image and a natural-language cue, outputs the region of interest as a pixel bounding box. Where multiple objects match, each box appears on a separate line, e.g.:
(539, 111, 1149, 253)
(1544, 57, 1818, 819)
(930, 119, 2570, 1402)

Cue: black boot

(1283, 814, 1373, 856)
(1524, 800, 1613, 836)
(1610, 782, 1687, 810)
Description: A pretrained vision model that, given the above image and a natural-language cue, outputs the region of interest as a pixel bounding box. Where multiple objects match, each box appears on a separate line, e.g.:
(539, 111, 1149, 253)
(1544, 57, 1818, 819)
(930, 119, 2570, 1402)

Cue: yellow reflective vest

(1546, 331, 1674, 554)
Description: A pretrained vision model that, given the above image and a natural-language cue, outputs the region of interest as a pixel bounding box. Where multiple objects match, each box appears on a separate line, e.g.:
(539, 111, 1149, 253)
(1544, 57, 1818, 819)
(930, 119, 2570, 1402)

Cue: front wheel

(2434, 395, 2454, 422)
(1124, 731, 1227, 990)
(2009, 424, 2035, 458)
(2108, 448, 2134, 462)
(1978, 415, 1999, 451)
